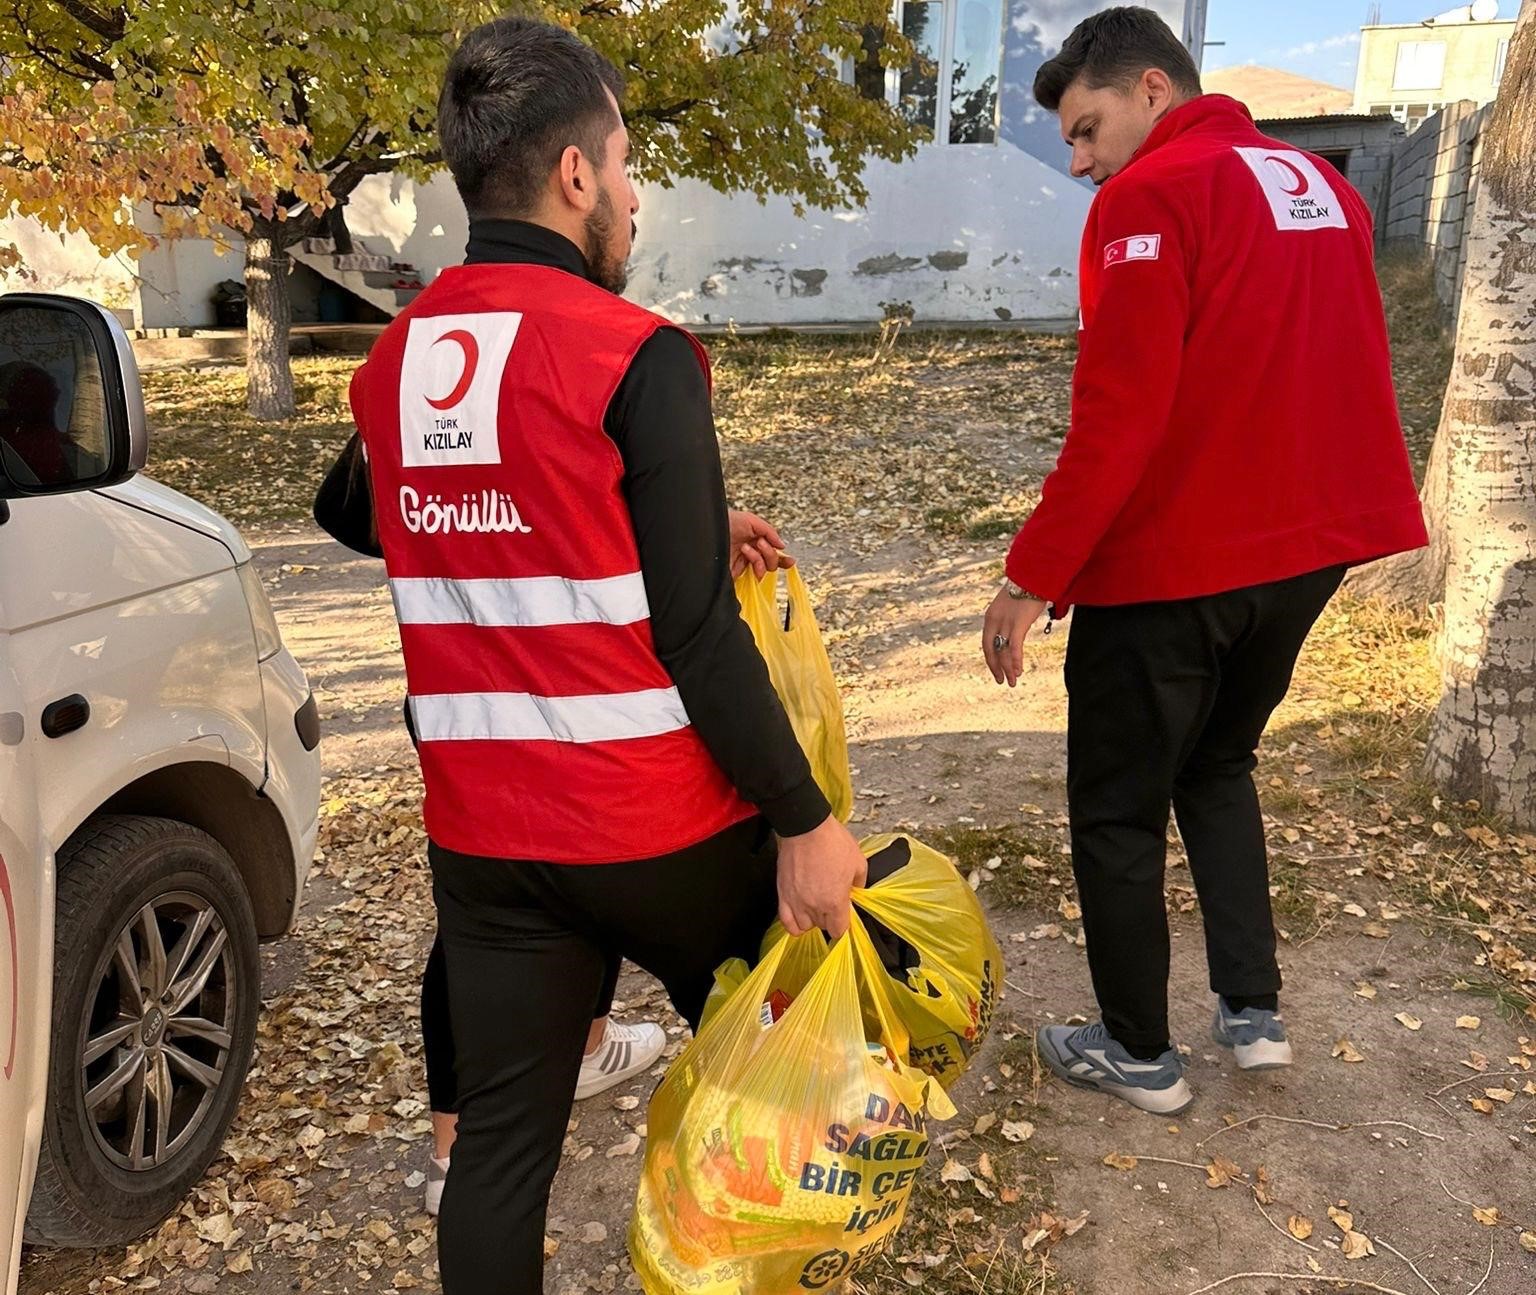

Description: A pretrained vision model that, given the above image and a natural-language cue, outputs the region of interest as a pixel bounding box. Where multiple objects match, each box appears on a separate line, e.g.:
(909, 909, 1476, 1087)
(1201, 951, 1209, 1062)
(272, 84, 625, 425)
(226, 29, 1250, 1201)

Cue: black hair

(1034, 6, 1202, 112)
(437, 17, 625, 217)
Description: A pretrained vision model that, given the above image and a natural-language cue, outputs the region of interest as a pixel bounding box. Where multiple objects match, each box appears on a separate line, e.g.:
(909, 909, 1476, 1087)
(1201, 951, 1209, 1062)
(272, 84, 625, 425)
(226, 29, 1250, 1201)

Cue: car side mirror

(0, 293, 148, 502)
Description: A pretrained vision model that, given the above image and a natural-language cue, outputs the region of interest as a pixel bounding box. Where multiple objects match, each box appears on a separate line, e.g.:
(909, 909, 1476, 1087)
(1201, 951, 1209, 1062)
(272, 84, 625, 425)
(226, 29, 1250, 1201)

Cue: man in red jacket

(981, 7, 1426, 1115)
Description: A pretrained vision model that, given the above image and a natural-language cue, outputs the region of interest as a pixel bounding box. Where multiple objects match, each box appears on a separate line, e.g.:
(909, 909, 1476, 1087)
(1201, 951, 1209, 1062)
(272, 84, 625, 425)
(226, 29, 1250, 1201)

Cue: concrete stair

(291, 235, 426, 317)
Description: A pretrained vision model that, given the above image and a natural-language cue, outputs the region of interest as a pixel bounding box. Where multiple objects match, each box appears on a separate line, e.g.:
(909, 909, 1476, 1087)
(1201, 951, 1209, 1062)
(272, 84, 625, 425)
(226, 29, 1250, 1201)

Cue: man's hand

(776, 815, 868, 938)
(981, 587, 1048, 687)
(728, 509, 795, 580)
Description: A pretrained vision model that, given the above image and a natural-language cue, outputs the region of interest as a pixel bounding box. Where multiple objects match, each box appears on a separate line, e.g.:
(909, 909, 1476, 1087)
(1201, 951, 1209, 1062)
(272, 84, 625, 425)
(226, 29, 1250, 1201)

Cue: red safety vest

(351, 262, 756, 862)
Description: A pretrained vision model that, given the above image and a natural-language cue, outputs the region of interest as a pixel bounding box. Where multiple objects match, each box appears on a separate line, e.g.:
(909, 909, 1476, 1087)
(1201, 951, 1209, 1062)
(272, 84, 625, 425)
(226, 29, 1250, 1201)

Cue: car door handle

(41, 694, 90, 739)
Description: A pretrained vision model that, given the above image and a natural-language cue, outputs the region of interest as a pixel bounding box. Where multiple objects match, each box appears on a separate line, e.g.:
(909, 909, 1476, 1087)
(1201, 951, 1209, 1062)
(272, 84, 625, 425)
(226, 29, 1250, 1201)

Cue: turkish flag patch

(1103, 234, 1161, 268)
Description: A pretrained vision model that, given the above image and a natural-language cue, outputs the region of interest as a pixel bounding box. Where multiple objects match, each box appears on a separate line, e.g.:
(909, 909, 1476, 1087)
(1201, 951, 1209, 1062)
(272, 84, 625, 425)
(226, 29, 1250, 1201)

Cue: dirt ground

(16, 300, 1536, 1294)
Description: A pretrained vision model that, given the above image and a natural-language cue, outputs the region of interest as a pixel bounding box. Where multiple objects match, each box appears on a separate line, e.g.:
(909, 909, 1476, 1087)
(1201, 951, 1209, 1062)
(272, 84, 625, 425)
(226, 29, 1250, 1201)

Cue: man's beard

(583, 187, 632, 295)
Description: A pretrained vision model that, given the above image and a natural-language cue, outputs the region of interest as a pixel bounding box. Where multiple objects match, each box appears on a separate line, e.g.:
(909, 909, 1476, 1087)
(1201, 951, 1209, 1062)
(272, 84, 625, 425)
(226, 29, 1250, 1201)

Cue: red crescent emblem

(0, 853, 16, 1081)
(1267, 156, 1310, 197)
(426, 329, 480, 411)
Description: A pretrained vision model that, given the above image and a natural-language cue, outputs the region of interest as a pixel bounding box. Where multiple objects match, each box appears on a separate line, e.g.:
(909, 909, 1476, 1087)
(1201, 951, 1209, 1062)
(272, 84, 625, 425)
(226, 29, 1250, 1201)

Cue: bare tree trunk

(1423, 0, 1536, 827)
(244, 227, 296, 422)
(1348, 428, 1450, 605)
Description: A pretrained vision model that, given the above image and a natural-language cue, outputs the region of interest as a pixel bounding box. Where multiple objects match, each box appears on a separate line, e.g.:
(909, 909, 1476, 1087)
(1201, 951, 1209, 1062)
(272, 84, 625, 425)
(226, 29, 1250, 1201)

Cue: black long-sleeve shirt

(314, 219, 829, 837)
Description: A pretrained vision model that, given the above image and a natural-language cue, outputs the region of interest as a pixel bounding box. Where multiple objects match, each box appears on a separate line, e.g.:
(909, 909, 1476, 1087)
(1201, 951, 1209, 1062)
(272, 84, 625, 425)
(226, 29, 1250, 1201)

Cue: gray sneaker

(1212, 1000, 1293, 1070)
(1036, 1021, 1193, 1115)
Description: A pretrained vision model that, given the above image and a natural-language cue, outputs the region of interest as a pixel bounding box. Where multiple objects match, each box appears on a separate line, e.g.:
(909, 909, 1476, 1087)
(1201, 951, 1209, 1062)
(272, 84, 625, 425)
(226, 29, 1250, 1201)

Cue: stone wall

(1381, 99, 1491, 317)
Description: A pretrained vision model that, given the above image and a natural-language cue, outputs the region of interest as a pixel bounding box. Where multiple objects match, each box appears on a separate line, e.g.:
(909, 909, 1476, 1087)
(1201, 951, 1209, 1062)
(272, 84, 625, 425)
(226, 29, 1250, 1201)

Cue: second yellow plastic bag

(758, 834, 1006, 1089)
(735, 567, 852, 822)
(631, 917, 954, 1295)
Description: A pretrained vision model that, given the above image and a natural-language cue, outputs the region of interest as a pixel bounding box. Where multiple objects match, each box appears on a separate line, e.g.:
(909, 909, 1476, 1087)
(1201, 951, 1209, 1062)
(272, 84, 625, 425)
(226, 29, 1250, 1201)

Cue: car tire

(24, 815, 260, 1247)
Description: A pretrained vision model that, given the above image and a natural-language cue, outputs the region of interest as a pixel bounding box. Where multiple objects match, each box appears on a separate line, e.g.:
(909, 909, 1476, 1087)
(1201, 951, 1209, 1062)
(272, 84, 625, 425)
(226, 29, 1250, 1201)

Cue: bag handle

(846, 913, 958, 1122)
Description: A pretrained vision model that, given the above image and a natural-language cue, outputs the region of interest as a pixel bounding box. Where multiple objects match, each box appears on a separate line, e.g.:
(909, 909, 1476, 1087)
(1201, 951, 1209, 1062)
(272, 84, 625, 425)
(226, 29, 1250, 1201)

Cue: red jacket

(351, 264, 754, 862)
(1006, 95, 1426, 607)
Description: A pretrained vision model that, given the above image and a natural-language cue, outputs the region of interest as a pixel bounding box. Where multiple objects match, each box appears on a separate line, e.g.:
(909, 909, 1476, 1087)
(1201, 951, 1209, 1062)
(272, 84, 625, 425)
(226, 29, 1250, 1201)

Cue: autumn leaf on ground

(1472, 1206, 1500, 1226)
(1520, 1231, 1536, 1254)
(1001, 1120, 1035, 1143)
(1355, 981, 1378, 1000)
(972, 1112, 997, 1136)
(1204, 1156, 1242, 1189)
(1333, 1038, 1365, 1063)
(1103, 1153, 1139, 1171)
(606, 1133, 641, 1158)
(1394, 1012, 1423, 1031)
(1456, 1015, 1482, 1030)
(1328, 1205, 1355, 1233)
(940, 1161, 973, 1183)
(196, 1213, 240, 1247)
(1288, 1215, 1314, 1241)
(1470, 1097, 1496, 1113)
(1341, 1230, 1376, 1260)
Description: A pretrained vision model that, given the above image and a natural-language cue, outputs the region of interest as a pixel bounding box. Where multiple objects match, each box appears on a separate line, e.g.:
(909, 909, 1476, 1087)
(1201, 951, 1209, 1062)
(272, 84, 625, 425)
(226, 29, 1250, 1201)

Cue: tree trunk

(1347, 427, 1450, 605)
(1422, 0, 1536, 827)
(244, 228, 296, 421)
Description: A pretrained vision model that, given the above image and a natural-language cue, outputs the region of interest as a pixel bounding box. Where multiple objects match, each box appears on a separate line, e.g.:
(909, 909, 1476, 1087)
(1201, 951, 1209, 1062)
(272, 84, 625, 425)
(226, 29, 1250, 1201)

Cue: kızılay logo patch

(1234, 147, 1349, 232)
(399, 312, 523, 467)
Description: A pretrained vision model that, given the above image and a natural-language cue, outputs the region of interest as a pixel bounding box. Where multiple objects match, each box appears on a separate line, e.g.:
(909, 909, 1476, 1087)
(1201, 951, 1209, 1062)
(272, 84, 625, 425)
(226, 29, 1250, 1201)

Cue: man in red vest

(348, 18, 868, 1289)
(980, 8, 1426, 1115)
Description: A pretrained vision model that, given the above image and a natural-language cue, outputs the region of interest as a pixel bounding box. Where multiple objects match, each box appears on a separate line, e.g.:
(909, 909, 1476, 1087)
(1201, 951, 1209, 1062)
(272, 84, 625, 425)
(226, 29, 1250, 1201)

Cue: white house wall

(134, 227, 244, 330)
(0, 217, 138, 316)
(624, 142, 1089, 325)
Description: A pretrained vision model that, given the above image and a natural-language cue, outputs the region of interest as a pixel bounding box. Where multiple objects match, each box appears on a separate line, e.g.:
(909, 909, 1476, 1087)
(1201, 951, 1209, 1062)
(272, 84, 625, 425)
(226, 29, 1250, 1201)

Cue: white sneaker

(425, 1154, 449, 1217)
(575, 1020, 666, 1100)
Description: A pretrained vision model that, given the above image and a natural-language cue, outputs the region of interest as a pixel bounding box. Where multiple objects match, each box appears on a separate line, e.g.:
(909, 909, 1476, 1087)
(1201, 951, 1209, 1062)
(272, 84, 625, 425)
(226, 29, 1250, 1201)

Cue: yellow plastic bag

(735, 567, 852, 823)
(631, 917, 954, 1295)
(761, 834, 1005, 1089)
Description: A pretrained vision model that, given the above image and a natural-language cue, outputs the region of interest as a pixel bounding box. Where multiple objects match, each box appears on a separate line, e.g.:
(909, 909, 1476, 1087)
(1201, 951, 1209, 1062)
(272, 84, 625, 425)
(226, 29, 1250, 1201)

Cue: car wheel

(24, 815, 260, 1247)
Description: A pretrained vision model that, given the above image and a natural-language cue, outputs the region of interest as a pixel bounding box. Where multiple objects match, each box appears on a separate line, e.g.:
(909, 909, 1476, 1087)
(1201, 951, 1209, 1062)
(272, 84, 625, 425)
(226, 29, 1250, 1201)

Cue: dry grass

(1376, 248, 1455, 477)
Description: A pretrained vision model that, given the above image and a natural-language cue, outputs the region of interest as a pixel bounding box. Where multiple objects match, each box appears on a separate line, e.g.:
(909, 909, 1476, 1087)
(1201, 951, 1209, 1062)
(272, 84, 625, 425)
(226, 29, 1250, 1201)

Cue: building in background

(1352, 1, 1515, 132)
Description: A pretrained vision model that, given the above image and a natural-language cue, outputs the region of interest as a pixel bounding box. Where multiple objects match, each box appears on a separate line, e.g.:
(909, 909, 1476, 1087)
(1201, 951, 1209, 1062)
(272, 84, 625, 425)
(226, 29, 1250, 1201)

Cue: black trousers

(1064, 565, 1346, 1050)
(421, 934, 620, 1116)
(428, 816, 779, 1295)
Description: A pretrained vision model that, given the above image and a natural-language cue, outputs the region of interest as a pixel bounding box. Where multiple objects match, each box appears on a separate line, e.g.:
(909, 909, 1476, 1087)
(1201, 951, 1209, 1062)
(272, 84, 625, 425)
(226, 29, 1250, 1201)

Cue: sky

(1202, 0, 1522, 87)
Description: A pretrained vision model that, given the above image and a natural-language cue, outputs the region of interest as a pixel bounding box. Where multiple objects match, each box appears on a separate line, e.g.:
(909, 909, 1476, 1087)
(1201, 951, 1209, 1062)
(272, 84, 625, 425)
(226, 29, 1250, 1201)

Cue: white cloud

(1275, 31, 1362, 59)
(1012, 0, 1186, 56)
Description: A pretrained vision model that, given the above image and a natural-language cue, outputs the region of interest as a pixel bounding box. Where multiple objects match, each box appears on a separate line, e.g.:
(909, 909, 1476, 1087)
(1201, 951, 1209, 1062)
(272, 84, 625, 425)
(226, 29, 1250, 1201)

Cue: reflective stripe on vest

(390, 572, 650, 627)
(409, 688, 690, 744)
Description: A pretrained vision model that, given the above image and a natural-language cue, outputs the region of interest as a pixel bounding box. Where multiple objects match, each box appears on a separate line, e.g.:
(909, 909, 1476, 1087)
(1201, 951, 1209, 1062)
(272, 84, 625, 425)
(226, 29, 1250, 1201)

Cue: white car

(0, 292, 321, 1290)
